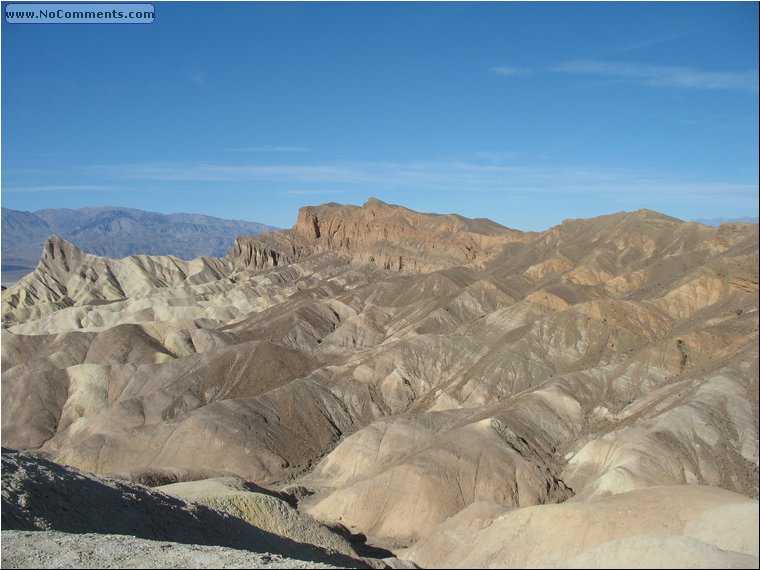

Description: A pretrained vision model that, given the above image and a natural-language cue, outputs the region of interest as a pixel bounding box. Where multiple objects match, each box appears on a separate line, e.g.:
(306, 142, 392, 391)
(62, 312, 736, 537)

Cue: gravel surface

(1, 530, 348, 569)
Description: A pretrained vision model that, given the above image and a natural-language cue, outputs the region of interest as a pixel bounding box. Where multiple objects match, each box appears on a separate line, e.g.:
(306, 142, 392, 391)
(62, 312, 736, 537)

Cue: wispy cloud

(3, 184, 118, 193)
(226, 146, 309, 153)
(93, 163, 359, 184)
(607, 28, 705, 55)
(184, 71, 205, 85)
(491, 65, 529, 76)
(88, 160, 757, 204)
(554, 60, 759, 92)
(474, 150, 522, 163)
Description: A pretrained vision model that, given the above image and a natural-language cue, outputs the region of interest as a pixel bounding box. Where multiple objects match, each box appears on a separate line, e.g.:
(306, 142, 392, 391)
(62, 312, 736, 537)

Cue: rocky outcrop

(291, 198, 528, 271)
(229, 231, 313, 270)
(1, 236, 233, 326)
(229, 198, 530, 273)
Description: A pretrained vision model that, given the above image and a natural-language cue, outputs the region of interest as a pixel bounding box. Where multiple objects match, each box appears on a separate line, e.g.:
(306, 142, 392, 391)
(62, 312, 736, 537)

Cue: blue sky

(2, 2, 758, 230)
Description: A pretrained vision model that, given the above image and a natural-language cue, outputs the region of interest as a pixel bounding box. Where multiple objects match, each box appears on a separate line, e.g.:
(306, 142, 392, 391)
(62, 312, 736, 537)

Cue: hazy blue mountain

(692, 216, 759, 226)
(1, 206, 277, 284)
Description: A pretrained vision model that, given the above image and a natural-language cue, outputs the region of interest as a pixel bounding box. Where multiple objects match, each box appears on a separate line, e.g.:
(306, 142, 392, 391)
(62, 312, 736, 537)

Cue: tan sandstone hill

(402, 486, 758, 568)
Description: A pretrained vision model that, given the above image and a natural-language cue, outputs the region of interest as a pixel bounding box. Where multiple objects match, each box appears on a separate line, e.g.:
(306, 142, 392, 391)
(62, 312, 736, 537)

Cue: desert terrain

(2, 198, 758, 568)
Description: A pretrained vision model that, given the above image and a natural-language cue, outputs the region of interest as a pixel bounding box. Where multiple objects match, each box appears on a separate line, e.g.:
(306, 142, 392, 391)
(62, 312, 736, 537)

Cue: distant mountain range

(692, 216, 759, 226)
(1, 206, 277, 284)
